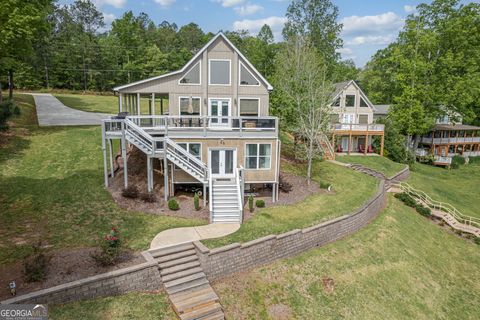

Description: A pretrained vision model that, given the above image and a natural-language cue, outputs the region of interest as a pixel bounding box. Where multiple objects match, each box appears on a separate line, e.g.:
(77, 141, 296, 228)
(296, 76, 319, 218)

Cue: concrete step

(179, 302, 223, 320)
(155, 249, 197, 263)
(159, 255, 198, 269)
(162, 266, 204, 283)
(164, 272, 206, 289)
(161, 260, 201, 276)
(150, 242, 194, 258)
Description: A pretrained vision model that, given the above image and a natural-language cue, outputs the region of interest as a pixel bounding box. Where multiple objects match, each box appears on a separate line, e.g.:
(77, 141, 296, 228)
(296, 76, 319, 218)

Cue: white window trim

(238, 61, 260, 87)
(175, 142, 202, 170)
(208, 59, 231, 86)
(208, 97, 232, 116)
(238, 97, 260, 117)
(178, 96, 202, 116)
(345, 94, 356, 108)
(244, 142, 272, 171)
(178, 60, 201, 86)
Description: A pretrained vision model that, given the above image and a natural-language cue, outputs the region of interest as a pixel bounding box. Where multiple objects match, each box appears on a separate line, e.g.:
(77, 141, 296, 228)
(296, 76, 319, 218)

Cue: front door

(209, 148, 236, 177)
(209, 98, 231, 127)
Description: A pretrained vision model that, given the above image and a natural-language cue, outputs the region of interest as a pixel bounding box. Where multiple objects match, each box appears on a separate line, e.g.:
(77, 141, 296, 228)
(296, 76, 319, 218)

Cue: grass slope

(204, 161, 378, 248)
(408, 163, 480, 219)
(0, 94, 204, 265)
(336, 155, 407, 178)
(49, 292, 175, 320)
(214, 196, 480, 320)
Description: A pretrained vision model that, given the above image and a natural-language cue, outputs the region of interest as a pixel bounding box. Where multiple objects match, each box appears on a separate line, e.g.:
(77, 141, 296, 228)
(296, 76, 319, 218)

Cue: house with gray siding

(101, 32, 280, 224)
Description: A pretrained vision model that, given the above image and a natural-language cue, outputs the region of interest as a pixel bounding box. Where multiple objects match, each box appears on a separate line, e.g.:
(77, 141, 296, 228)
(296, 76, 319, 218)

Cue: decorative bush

(279, 174, 292, 193)
(23, 242, 49, 282)
(122, 185, 139, 198)
(450, 155, 466, 169)
(394, 192, 417, 208)
(415, 204, 431, 217)
(194, 192, 200, 211)
(140, 192, 157, 203)
(92, 227, 122, 266)
(248, 195, 254, 213)
(256, 199, 265, 208)
(168, 198, 179, 211)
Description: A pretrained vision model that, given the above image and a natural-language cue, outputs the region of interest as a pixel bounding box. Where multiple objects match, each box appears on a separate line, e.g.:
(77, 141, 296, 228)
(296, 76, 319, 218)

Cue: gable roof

(331, 80, 376, 110)
(113, 32, 273, 92)
(373, 104, 390, 115)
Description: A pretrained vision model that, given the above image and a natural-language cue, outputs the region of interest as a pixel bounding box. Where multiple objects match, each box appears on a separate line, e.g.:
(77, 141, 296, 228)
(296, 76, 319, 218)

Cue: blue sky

(58, 0, 475, 67)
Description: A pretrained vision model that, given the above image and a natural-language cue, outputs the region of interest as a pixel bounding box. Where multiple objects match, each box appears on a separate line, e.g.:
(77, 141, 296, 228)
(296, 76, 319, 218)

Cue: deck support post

(119, 93, 123, 113)
(380, 134, 385, 156)
(163, 157, 169, 202)
(203, 183, 207, 207)
(151, 93, 155, 115)
(108, 139, 114, 178)
(121, 123, 128, 188)
(348, 133, 352, 155)
(137, 93, 141, 115)
(147, 156, 153, 192)
(102, 122, 108, 187)
(272, 183, 276, 203)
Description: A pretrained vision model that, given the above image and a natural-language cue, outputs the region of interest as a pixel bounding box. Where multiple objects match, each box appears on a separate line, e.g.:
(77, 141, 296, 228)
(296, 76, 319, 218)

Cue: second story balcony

(332, 123, 385, 135)
(103, 115, 279, 139)
(420, 136, 480, 145)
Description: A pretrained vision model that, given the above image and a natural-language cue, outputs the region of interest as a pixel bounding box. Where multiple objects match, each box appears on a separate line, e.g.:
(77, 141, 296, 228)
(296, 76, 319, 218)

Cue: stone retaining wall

(194, 179, 388, 280)
(1, 253, 162, 305)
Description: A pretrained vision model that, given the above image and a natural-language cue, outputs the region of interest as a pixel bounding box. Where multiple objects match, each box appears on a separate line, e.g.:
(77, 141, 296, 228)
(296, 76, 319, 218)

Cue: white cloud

(404, 5, 416, 13)
(233, 16, 286, 40)
(103, 13, 116, 24)
(234, 4, 263, 16)
(214, 0, 246, 8)
(341, 12, 403, 36)
(93, 0, 126, 8)
(346, 35, 395, 46)
(154, 0, 176, 7)
(337, 47, 355, 60)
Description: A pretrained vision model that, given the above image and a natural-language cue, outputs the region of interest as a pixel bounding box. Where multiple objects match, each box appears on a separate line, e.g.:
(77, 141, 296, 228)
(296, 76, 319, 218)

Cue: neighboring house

(329, 80, 385, 156)
(101, 32, 280, 224)
(416, 114, 480, 166)
(372, 104, 390, 121)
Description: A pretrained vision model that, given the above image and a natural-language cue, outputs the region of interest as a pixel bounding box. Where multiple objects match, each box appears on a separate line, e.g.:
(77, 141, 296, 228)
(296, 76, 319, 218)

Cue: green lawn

(214, 196, 480, 320)
(54, 93, 168, 115)
(204, 161, 378, 248)
(336, 155, 407, 178)
(0, 94, 204, 265)
(49, 292, 175, 320)
(408, 163, 480, 219)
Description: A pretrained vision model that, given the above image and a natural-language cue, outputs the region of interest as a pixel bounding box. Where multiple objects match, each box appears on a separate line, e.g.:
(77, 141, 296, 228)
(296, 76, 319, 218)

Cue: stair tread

(167, 278, 209, 295)
(170, 286, 214, 302)
(199, 312, 225, 320)
(162, 266, 204, 282)
(161, 261, 201, 276)
(179, 302, 223, 320)
(150, 243, 194, 257)
(164, 272, 206, 288)
(155, 249, 196, 263)
(159, 255, 198, 268)
(174, 291, 219, 312)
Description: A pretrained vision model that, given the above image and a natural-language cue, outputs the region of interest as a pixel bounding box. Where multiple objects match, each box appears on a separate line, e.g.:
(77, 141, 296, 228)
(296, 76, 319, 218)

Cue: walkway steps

(150, 243, 225, 320)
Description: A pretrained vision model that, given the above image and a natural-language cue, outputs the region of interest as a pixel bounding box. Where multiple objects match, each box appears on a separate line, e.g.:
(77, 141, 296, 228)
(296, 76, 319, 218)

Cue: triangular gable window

(179, 61, 200, 84)
(360, 97, 369, 108)
(239, 62, 259, 86)
(332, 97, 340, 107)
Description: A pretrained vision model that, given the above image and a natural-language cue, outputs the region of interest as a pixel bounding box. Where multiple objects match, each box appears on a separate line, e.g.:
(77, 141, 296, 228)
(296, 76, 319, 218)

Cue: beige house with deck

(101, 33, 280, 224)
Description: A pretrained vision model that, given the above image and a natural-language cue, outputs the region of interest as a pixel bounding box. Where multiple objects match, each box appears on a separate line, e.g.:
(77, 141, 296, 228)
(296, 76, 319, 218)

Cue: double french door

(209, 148, 236, 177)
(209, 98, 231, 127)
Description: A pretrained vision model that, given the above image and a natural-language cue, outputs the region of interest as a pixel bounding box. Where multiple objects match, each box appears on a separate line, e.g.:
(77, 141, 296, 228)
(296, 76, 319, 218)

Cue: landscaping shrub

(194, 192, 200, 211)
(248, 195, 254, 212)
(474, 237, 480, 245)
(168, 198, 179, 211)
(122, 185, 139, 198)
(140, 192, 157, 203)
(279, 174, 292, 193)
(255, 199, 265, 208)
(23, 243, 49, 282)
(394, 192, 417, 207)
(415, 204, 431, 217)
(450, 155, 466, 169)
(92, 228, 122, 266)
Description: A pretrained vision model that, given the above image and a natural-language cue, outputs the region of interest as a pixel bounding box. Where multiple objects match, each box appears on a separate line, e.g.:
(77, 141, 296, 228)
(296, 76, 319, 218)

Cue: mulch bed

(0, 248, 144, 301)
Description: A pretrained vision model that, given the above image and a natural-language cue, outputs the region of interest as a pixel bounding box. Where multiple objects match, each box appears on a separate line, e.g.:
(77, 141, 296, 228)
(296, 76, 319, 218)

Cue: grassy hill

(214, 196, 480, 319)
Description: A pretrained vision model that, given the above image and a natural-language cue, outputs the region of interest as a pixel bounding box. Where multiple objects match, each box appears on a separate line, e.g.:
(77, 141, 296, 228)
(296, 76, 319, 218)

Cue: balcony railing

(421, 137, 480, 144)
(332, 123, 384, 132)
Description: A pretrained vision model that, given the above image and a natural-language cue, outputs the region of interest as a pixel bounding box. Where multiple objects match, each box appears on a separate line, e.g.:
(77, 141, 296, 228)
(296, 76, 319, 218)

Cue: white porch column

(121, 122, 128, 188)
(203, 183, 207, 207)
(119, 93, 123, 113)
(137, 93, 141, 115)
(151, 93, 155, 115)
(163, 157, 169, 201)
(108, 139, 114, 178)
(102, 122, 108, 187)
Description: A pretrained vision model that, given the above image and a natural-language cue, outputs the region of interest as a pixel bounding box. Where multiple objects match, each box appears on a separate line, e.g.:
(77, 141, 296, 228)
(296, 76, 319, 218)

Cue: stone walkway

(31, 93, 112, 126)
(150, 224, 240, 249)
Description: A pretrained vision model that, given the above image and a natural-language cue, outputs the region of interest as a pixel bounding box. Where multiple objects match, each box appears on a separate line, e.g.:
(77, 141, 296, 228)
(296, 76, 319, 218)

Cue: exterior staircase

(210, 179, 243, 223)
(150, 243, 225, 320)
(317, 133, 335, 160)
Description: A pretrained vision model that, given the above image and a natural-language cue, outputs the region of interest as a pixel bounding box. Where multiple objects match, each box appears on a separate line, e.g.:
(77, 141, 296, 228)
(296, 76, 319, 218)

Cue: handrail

(236, 166, 244, 223)
(317, 133, 335, 158)
(164, 137, 208, 180)
(397, 182, 480, 229)
(124, 118, 155, 153)
(209, 175, 213, 222)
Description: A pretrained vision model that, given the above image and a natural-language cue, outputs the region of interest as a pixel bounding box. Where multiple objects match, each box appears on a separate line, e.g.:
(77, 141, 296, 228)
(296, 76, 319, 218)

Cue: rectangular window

(239, 62, 259, 86)
(245, 143, 271, 170)
(209, 59, 231, 85)
(179, 97, 201, 115)
(239, 98, 259, 116)
(359, 115, 369, 124)
(346, 95, 355, 107)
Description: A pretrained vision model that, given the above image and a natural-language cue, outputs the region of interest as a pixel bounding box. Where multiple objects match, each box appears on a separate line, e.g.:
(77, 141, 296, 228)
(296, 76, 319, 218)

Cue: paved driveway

(32, 93, 112, 126)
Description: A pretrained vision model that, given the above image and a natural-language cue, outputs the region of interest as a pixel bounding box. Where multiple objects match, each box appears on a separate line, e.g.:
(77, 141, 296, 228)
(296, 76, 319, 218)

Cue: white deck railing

(332, 123, 384, 132)
(421, 137, 480, 144)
